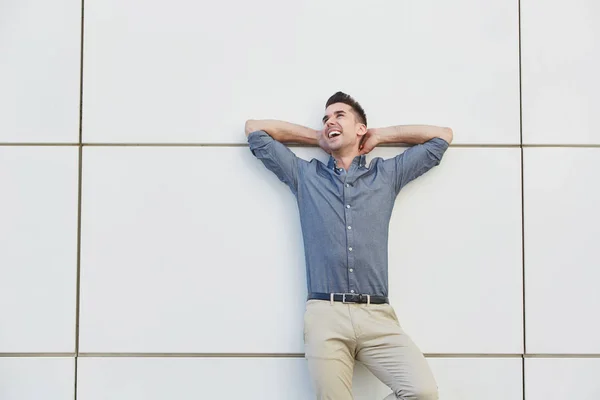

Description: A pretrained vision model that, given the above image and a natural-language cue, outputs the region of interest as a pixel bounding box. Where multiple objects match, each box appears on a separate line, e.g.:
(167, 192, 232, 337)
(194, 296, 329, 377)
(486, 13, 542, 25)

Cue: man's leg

(304, 300, 357, 400)
(354, 304, 438, 400)
(307, 357, 355, 400)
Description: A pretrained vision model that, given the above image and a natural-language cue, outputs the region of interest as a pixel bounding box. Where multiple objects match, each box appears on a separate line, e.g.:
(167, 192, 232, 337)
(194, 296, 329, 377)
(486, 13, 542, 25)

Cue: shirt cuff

(247, 130, 273, 151)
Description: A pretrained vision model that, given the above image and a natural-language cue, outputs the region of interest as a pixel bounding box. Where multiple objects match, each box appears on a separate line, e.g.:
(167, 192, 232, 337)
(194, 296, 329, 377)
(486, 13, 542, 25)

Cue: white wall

(1, 0, 599, 399)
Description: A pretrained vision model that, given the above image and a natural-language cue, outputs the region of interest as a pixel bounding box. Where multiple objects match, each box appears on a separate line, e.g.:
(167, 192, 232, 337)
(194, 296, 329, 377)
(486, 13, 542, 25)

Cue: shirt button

(347, 226, 352, 230)
(346, 205, 350, 209)
(350, 289, 355, 293)
(349, 268, 354, 272)
(349, 247, 353, 251)
(345, 184, 350, 188)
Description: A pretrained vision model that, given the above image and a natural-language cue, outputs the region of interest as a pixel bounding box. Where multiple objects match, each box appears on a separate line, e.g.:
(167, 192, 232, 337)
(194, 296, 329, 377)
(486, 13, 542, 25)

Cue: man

(245, 92, 452, 400)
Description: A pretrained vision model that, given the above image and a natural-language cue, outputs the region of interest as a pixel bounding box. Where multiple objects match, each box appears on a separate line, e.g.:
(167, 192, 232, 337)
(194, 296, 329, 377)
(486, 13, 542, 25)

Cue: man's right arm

(246, 119, 322, 195)
(245, 119, 319, 145)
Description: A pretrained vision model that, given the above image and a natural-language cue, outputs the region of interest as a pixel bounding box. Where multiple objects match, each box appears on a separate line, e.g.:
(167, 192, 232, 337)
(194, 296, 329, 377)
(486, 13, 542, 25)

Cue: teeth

(328, 131, 341, 138)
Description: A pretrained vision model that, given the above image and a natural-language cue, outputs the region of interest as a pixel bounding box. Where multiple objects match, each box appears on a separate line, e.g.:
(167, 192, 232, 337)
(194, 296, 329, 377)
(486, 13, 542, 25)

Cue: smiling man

(245, 92, 452, 400)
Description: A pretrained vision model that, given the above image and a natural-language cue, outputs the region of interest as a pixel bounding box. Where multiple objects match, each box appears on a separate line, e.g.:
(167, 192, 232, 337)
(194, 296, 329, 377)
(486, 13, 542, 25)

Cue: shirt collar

(327, 154, 367, 171)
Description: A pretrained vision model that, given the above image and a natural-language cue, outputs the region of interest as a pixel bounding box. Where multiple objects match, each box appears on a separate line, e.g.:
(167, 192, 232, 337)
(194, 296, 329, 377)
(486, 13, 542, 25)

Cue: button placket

(344, 178, 356, 293)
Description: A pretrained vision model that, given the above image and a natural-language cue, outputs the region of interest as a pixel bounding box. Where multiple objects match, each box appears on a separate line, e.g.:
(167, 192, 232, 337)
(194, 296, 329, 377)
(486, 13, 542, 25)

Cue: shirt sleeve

(247, 130, 300, 195)
(388, 137, 449, 194)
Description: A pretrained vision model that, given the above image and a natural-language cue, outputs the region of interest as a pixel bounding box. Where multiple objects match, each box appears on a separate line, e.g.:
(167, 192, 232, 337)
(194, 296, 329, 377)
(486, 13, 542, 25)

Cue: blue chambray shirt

(248, 130, 449, 297)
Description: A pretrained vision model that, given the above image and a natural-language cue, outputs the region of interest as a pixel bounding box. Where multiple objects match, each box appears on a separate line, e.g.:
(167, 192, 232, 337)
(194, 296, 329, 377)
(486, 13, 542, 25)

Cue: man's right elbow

(245, 120, 257, 137)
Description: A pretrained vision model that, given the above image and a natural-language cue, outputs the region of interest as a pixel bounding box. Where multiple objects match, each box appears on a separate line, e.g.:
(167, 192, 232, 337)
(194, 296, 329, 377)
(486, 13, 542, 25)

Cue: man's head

(321, 92, 367, 154)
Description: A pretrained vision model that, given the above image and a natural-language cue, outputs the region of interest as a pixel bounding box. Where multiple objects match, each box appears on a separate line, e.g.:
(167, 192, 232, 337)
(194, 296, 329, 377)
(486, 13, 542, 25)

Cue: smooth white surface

(77, 357, 312, 400)
(0, 358, 74, 400)
(79, 146, 522, 354)
(0, 0, 80, 143)
(77, 357, 521, 400)
(524, 148, 600, 353)
(79, 146, 307, 352)
(526, 358, 600, 399)
(355, 358, 522, 399)
(384, 147, 523, 354)
(0, 147, 78, 352)
(83, 0, 519, 144)
(522, 0, 600, 144)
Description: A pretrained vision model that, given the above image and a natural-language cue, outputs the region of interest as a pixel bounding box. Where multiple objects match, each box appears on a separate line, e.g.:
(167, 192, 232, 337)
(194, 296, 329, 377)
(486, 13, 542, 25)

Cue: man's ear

(357, 124, 367, 137)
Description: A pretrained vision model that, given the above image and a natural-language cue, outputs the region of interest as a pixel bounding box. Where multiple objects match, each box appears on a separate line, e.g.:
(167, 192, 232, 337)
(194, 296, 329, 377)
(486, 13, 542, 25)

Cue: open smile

(327, 127, 342, 139)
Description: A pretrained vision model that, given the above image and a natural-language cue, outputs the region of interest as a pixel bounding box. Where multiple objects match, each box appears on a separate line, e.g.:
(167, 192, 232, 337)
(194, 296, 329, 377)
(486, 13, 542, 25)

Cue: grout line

(76, 353, 600, 358)
(425, 353, 522, 358)
(1, 352, 600, 358)
(2, 142, 600, 148)
(49, 143, 600, 148)
(0, 353, 76, 357)
(74, 145, 83, 357)
(524, 354, 600, 358)
(78, 0, 85, 146)
(520, 144, 600, 148)
(0, 143, 80, 146)
(80, 353, 519, 358)
(74, 145, 83, 397)
(77, 353, 526, 358)
(74, 2, 85, 400)
(78, 353, 308, 358)
(78, 143, 523, 148)
(74, 357, 79, 400)
(518, 0, 527, 396)
(522, 355, 526, 398)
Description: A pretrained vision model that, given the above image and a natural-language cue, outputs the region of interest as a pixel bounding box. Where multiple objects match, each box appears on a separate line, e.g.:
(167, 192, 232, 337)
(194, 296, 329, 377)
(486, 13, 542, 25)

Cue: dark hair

(326, 91, 367, 126)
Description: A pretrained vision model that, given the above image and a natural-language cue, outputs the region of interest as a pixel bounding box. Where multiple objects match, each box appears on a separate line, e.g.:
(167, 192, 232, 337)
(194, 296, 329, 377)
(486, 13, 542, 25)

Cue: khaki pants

(303, 299, 438, 400)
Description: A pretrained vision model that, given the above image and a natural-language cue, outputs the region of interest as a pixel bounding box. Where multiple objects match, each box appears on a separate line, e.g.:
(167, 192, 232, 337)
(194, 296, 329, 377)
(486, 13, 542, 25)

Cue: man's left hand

(359, 128, 380, 155)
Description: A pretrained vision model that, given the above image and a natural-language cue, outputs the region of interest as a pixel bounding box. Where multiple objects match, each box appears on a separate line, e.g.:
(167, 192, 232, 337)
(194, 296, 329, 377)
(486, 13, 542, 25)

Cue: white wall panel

(383, 147, 523, 354)
(522, 0, 600, 144)
(77, 357, 312, 400)
(0, 0, 80, 143)
(524, 148, 600, 353)
(77, 357, 521, 400)
(0, 147, 78, 352)
(526, 358, 600, 400)
(0, 358, 74, 400)
(83, 0, 519, 144)
(80, 146, 522, 354)
(79, 146, 309, 352)
(356, 358, 522, 399)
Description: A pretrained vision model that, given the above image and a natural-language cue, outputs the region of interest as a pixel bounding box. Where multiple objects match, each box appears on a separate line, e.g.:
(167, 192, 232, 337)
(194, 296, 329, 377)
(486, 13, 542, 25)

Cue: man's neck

(332, 150, 361, 171)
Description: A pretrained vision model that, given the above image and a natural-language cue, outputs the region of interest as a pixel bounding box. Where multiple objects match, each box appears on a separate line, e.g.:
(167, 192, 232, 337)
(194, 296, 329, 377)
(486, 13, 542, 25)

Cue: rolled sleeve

(392, 137, 449, 194)
(248, 130, 300, 194)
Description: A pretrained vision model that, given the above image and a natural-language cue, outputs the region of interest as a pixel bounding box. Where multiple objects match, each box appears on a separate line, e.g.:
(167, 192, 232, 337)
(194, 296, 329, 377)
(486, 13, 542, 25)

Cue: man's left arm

(362, 125, 453, 193)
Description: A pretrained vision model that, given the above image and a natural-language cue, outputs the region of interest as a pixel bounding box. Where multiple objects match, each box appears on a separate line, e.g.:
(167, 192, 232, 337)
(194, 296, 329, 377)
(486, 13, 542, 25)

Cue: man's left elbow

(440, 127, 453, 144)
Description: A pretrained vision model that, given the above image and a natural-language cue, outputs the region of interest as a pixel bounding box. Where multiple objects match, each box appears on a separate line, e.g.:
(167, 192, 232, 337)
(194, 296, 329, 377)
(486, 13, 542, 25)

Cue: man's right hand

(316, 129, 332, 155)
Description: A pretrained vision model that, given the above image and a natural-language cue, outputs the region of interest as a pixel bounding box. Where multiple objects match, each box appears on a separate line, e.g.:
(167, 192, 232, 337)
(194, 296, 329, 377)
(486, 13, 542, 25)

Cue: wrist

(371, 127, 392, 144)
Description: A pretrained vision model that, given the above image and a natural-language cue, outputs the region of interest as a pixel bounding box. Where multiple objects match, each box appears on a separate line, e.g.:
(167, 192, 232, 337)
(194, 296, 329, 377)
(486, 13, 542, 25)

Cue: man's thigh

(307, 357, 355, 400)
(355, 304, 438, 400)
(304, 300, 357, 400)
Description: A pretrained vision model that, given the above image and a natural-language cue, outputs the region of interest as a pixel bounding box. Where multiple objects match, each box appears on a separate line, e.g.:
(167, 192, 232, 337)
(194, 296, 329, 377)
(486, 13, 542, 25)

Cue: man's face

(322, 103, 366, 153)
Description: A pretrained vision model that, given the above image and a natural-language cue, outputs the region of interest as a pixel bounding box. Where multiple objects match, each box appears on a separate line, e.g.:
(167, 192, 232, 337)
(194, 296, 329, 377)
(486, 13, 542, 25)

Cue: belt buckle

(343, 293, 361, 304)
(330, 293, 344, 305)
